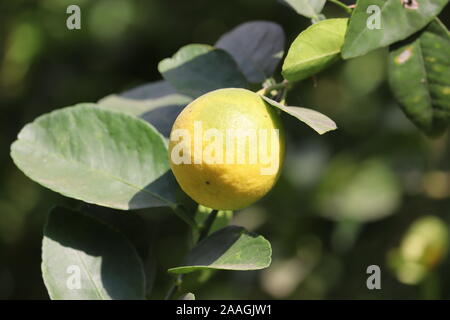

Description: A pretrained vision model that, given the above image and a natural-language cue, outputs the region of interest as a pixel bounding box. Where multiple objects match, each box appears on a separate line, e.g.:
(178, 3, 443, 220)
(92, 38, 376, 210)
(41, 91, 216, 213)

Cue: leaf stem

(258, 80, 290, 103)
(198, 210, 218, 242)
(164, 274, 183, 300)
(261, 79, 290, 95)
(327, 0, 353, 14)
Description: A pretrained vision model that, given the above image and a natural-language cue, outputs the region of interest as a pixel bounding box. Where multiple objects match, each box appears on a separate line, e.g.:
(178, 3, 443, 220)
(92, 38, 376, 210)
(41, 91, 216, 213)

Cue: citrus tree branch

(198, 209, 218, 242)
(165, 209, 219, 299)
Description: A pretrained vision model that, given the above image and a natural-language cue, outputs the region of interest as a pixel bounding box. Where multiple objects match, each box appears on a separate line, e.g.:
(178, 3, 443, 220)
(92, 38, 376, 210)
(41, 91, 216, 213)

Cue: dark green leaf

(278, 0, 326, 18)
(261, 95, 337, 134)
(42, 206, 145, 300)
(98, 80, 192, 137)
(215, 21, 285, 83)
(342, 0, 449, 59)
(282, 18, 348, 82)
(11, 104, 178, 210)
(168, 226, 271, 274)
(388, 20, 450, 136)
(158, 44, 248, 98)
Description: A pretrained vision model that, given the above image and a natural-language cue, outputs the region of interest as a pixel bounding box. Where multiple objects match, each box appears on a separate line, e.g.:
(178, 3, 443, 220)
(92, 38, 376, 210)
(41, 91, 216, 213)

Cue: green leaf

(315, 156, 401, 222)
(261, 96, 337, 134)
(179, 269, 215, 294)
(282, 18, 348, 82)
(180, 292, 196, 300)
(278, 0, 326, 18)
(158, 44, 248, 98)
(388, 20, 450, 136)
(98, 80, 192, 137)
(168, 226, 271, 274)
(342, 0, 449, 59)
(42, 206, 145, 300)
(11, 104, 178, 210)
(215, 21, 285, 83)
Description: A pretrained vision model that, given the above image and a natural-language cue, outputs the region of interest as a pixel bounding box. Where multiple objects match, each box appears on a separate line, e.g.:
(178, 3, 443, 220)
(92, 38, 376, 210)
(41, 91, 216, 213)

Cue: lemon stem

(262, 79, 290, 95)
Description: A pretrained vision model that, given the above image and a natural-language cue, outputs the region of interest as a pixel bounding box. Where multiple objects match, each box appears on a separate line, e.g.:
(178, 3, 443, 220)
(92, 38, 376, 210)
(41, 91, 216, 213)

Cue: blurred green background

(1, 0, 449, 300)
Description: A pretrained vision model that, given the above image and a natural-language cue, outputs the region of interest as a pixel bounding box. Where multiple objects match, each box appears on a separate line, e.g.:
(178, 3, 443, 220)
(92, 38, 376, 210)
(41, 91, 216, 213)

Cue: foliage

(1, 0, 449, 300)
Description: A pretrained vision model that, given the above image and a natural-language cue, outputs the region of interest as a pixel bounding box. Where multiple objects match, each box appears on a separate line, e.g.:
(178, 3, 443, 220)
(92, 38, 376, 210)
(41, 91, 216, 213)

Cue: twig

(327, 0, 353, 14)
(164, 209, 219, 300)
(198, 210, 218, 242)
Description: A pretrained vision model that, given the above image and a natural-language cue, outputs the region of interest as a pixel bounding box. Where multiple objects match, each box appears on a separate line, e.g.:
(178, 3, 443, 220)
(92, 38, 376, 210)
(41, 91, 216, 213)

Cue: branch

(165, 209, 219, 299)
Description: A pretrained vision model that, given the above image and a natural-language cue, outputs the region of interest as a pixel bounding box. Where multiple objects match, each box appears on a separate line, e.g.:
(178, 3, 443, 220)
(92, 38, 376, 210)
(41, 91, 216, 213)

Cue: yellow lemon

(169, 88, 285, 210)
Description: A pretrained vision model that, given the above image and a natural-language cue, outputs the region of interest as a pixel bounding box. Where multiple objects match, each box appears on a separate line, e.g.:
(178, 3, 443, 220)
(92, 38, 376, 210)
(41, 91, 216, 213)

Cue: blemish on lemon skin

(395, 48, 412, 64)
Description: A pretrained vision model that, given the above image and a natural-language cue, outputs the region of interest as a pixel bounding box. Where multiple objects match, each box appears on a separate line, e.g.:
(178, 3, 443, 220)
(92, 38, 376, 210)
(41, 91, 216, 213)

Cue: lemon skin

(169, 88, 285, 210)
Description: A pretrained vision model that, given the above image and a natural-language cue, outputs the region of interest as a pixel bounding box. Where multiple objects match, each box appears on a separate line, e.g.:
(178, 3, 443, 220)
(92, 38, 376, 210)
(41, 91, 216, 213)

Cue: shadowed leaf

(158, 44, 248, 98)
(388, 19, 450, 136)
(42, 206, 145, 300)
(216, 21, 285, 83)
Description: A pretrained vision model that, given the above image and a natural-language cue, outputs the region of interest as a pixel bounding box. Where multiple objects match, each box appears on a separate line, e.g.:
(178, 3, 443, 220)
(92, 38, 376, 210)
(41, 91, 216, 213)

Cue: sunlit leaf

(11, 104, 178, 210)
(98, 80, 192, 137)
(180, 292, 196, 300)
(278, 0, 326, 18)
(261, 95, 337, 134)
(342, 0, 449, 59)
(168, 226, 271, 274)
(282, 18, 348, 82)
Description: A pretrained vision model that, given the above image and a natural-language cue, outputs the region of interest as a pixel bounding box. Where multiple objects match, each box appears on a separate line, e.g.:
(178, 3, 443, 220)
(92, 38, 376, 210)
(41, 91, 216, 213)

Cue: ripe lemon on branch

(169, 88, 285, 210)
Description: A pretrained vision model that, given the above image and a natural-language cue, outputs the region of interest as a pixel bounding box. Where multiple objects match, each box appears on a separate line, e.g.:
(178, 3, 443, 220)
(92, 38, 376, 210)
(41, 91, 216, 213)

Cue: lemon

(169, 88, 285, 210)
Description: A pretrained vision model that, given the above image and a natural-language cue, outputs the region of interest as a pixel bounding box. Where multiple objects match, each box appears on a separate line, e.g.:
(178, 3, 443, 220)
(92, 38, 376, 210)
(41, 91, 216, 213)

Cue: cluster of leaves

(282, 0, 449, 136)
(9, 0, 450, 300)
